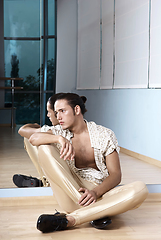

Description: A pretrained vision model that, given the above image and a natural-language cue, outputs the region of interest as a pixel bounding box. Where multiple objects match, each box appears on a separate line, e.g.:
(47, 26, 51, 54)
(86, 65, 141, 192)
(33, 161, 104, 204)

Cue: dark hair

(48, 93, 63, 111)
(55, 92, 87, 115)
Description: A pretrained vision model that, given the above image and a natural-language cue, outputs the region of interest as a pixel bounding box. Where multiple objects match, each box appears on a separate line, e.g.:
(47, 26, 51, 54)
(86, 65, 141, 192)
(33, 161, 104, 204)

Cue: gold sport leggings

(24, 138, 50, 187)
(24, 138, 148, 226)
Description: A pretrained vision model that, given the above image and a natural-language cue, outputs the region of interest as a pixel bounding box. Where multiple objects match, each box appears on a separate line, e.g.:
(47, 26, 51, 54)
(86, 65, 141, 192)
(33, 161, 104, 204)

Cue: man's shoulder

(41, 124, 72, 139)
(41, 124, 62, 132)
(51, 125, 73, 138)
(50, 124, 62, 130)
(87, 120, 113, 135)
(87, 121, 119, 153)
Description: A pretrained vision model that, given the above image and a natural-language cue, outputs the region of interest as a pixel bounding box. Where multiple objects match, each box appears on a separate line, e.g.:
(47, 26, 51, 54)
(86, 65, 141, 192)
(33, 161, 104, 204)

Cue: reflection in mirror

(0, 126, 39, 189)
(1, 124, 161, 190)
(0, 0, 56, 192)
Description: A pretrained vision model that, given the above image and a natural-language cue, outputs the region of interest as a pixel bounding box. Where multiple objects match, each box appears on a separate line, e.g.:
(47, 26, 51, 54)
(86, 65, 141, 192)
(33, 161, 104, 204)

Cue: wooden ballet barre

(0, 77, 23, 81)
(0, 87, 23, 90)
(0, 86, 23, 90)
(0, 77, 23, 128)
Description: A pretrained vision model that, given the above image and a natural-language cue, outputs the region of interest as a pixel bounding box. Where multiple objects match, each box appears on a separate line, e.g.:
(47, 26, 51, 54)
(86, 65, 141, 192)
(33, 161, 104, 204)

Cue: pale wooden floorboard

(119, 152, 161, 185)
(0, 194, 161, 240)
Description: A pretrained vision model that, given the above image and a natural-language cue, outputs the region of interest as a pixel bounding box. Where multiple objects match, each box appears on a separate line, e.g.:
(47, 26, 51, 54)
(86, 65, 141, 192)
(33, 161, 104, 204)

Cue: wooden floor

(0, 194, 161, 240)
(0, 126, 161, 240)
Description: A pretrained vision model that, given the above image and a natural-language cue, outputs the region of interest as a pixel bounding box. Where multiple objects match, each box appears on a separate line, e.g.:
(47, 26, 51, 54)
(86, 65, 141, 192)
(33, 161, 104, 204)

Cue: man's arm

(78, 150, 121, 206)
(29, 131, 60, 146)
(18, 123, 41, 139)
(29, 132, 75, 160)
(93, 150, 121, 197)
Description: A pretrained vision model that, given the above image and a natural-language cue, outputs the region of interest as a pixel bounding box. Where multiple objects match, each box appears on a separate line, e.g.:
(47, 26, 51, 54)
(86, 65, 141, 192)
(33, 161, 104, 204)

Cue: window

(1, 0, 56, 125)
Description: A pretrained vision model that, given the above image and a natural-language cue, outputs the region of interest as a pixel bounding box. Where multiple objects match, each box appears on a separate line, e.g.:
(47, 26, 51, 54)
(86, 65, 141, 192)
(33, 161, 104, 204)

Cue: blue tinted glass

(3, 0, 56, 125)
(4, 0, 40, 37)
(48, 38, 56, 61)
(47, 39, 56, 90)
(5, 92, 40, 124)
(4, 40, 40, 88)
(48, 0, 56, 35)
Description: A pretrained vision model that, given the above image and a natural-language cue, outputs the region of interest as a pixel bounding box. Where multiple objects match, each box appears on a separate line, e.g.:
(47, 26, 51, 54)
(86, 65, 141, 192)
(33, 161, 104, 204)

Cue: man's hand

(29, 133, 75, 160)
(59, 136, 75, 160)
(78, 188, 97, 207)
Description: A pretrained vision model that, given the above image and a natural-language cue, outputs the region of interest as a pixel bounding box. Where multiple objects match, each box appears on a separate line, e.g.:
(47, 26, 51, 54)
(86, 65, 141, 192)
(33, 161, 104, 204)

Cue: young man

(13, 94, 60, 187)
(27, 92, 148, 233)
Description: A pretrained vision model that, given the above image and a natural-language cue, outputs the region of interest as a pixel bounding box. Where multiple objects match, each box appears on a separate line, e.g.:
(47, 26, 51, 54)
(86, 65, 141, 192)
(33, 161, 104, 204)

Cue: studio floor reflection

(0, 125, 161, 189)
(0, 125, 38, 189)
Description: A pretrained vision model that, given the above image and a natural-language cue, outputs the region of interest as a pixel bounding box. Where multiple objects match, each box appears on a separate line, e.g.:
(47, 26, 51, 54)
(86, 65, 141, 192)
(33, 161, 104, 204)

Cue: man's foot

(37, 211, 68, 233)
(90, 216, 112, 229)
(13, 174, 43, 188)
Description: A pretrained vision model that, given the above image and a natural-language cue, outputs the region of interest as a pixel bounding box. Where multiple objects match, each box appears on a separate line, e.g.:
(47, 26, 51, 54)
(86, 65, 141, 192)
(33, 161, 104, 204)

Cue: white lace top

(41, 120, 120, 184)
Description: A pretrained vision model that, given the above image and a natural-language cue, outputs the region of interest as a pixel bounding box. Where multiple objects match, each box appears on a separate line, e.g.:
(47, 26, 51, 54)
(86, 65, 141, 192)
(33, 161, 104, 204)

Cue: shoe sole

(13, 174, 42, 187)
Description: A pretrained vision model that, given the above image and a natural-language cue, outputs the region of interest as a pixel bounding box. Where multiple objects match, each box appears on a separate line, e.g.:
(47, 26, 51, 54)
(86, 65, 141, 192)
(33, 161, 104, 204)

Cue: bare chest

(72, 133, 98, 170)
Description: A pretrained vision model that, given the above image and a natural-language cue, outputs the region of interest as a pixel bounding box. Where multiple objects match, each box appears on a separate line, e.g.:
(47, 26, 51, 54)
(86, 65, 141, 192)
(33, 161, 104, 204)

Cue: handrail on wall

(0, 77, 23, 128)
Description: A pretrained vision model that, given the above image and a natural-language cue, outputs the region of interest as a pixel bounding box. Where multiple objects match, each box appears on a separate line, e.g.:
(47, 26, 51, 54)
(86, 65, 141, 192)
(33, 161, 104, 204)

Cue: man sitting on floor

(22, 92, 148, 232)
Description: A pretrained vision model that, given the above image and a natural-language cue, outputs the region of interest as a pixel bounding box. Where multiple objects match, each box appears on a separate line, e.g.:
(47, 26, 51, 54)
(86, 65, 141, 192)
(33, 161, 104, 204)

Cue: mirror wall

(0, 0, 56, 190)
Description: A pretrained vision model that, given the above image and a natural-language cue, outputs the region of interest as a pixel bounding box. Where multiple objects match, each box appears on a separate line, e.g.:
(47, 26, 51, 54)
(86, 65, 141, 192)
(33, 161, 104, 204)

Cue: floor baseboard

(120, 147, 161, 168)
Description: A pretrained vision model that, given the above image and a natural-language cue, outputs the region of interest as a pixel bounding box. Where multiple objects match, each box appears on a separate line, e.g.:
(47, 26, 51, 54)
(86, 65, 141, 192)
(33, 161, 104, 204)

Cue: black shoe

(37, 211, 68, 233)
(13, 174, 43, 188)
(90, 216, 112, 229)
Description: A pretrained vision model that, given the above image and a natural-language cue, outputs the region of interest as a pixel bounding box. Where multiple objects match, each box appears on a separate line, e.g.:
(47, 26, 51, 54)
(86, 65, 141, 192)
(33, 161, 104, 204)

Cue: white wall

(56, 0, 78, 92)
(56, 0, 161, 162)
(76, 89, 161, 162)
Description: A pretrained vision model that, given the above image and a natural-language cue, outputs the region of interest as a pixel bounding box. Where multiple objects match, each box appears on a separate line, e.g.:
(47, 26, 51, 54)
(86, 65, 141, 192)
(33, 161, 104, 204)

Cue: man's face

(47, 102, 59, 126)
(54, 99, 76, 130)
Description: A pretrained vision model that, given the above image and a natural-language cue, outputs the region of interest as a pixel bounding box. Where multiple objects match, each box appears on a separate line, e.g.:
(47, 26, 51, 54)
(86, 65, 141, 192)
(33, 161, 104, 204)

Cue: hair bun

(80, 96, 87, 103)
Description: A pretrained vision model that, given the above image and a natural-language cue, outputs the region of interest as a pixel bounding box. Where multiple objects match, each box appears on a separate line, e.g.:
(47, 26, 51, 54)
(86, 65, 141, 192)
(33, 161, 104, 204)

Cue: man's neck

(69, 117, 87, 135)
